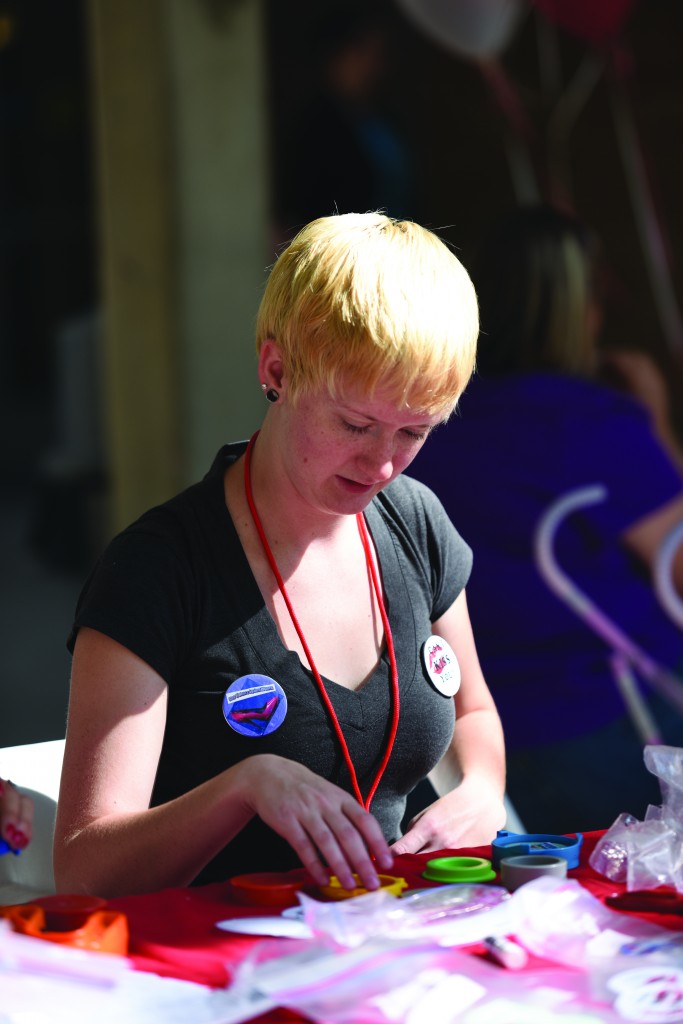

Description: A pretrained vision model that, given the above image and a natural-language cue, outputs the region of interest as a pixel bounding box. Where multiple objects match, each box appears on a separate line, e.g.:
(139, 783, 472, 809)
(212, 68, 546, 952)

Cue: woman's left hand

(0, 779, 33, 851)
(390, 776, 506, 855)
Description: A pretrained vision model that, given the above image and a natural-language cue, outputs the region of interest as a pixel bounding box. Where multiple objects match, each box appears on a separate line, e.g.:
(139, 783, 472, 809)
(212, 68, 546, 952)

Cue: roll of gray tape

(500, 854, 568, 892)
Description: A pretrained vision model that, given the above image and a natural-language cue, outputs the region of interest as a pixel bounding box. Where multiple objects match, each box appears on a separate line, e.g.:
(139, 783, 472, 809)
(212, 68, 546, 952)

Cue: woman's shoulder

(378, 472, 442, 518)
(377, 473, 473, 604)
(375, 473, 463, 548)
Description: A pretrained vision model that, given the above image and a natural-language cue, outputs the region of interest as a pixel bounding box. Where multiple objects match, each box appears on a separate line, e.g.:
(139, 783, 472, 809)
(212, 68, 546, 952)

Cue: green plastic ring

(422, 855, 496, 883)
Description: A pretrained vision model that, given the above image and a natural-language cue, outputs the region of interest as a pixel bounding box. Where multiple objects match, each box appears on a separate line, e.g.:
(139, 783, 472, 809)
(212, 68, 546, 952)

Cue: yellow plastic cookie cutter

(319, 873, 408, 900)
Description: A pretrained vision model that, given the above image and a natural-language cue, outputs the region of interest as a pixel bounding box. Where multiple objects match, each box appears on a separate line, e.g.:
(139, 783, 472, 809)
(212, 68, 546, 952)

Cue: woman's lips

(338, 476, 375, 494)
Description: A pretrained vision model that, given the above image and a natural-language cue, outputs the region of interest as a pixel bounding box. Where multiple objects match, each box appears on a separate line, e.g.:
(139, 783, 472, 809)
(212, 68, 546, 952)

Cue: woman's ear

(258, 338, 285, 392)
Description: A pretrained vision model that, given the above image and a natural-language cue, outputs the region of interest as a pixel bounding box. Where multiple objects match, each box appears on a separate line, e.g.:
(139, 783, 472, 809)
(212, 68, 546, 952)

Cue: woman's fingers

(391, 807, 438, 855)
(247, 757, 393, 890)
(16, 792, 34, 845)
(285, 813, 374, 890)
(391, 787, 506, 855)
(0, 780, 33, 850)
(338, 799, 394, 877)
(302, 800, 391, 891)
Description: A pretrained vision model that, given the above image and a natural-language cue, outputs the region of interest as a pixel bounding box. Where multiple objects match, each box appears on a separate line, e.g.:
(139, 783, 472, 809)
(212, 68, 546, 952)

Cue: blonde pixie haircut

(256, 212, 479, 418)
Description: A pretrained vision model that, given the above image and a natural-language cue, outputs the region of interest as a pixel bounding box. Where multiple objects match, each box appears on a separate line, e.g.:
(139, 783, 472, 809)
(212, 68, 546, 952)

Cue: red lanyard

(243, 431, 400, 811)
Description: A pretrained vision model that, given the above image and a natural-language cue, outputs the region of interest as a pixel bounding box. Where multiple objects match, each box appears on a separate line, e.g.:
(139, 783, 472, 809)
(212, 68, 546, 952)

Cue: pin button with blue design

(222, 674, 288, 737)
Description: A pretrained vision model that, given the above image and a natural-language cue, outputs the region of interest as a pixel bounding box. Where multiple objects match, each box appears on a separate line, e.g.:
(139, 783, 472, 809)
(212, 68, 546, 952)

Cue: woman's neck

(225, 436, 353, 565)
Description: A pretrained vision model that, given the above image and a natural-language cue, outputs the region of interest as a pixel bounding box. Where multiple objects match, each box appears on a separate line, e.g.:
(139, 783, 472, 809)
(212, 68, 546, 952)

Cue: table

(102, 830, 683, 1023)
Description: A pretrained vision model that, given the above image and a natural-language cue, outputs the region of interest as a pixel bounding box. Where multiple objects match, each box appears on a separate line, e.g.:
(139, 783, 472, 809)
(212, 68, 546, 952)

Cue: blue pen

(0, 838, 21, 856)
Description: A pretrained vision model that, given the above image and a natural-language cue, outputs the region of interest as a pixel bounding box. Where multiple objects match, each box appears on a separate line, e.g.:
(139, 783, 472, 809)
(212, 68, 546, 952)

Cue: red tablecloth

(106, 830, 683, 1002)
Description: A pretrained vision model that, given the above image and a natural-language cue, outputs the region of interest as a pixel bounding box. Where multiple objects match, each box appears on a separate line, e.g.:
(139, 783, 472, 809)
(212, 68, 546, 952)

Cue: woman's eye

(342, 421, 428, 441)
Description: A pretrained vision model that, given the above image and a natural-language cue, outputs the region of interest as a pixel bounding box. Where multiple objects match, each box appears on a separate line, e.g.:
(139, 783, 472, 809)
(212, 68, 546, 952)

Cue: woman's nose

(361, 438, 395, 481)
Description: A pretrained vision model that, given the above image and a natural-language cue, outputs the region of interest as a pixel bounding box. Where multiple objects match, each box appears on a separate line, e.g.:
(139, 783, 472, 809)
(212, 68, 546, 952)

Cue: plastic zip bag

(590, 746, 683, 892)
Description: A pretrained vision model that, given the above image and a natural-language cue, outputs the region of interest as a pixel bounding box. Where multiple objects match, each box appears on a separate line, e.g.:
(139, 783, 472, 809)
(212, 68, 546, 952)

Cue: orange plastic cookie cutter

(0, 894, 129, 955)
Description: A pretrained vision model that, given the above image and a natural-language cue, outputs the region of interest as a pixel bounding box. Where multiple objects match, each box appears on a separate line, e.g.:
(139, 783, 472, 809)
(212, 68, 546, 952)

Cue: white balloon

(395, 0, 528, 59)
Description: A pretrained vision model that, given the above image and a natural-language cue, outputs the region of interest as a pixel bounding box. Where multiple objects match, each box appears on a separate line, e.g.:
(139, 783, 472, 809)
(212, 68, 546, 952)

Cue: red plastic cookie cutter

(228, 868, 314, 908)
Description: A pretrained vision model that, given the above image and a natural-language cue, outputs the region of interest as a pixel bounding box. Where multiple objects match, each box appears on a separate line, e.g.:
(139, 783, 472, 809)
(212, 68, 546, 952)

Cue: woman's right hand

(0, 778, 33, 851)
(239, 754, 393, 891)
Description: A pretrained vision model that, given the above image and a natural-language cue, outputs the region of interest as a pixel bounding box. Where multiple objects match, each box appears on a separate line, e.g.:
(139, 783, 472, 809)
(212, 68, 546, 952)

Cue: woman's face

(276, 379, 443, 517)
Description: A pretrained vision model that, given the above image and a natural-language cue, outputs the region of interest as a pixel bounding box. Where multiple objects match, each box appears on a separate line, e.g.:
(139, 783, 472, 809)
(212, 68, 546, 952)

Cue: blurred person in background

(273, 3, 416, 240)
(409, 203, 683, 834)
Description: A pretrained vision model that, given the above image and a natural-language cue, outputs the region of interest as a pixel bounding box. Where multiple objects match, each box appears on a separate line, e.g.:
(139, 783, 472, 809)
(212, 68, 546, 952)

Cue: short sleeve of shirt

(378, 474, 473, 622)
(67, 509, 197, 684)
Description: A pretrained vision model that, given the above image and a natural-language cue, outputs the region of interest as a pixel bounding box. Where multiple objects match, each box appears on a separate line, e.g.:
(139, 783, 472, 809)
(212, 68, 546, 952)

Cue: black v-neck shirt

(69, 443, 472, 884)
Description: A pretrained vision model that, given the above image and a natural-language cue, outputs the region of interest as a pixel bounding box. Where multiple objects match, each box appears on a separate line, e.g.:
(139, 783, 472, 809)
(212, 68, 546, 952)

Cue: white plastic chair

(0, 737, 65, 904)
(654, 520, 683, 631)
(534, 485, 683, 745)
(503, 794, 526, 834)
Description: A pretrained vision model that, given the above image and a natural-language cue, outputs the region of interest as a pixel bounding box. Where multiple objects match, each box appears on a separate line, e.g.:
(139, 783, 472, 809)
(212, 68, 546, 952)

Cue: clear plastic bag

(227, 933, 625, 1024)
(297, 882, 513, 948)
(589, 746, 683, 892)
(508, 876, 683, 969)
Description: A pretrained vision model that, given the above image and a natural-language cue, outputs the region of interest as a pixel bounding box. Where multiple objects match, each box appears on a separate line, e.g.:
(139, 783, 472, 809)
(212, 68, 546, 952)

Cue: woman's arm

(601, 349, 683, 475)
(54, 628, 391, 898)
(391, 590, 506, 854)
(601, 349, 683, 597)
(622, 492, 683, 598)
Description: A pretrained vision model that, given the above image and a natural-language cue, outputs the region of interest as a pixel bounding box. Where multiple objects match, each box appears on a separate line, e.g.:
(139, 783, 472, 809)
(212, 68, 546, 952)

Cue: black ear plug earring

(261, 383, 280, 404)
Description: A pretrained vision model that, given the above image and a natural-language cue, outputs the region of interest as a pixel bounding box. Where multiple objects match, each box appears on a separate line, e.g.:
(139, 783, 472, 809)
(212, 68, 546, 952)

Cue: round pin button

(422, 634, 461, 697)
(222, 674, 287, 737)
